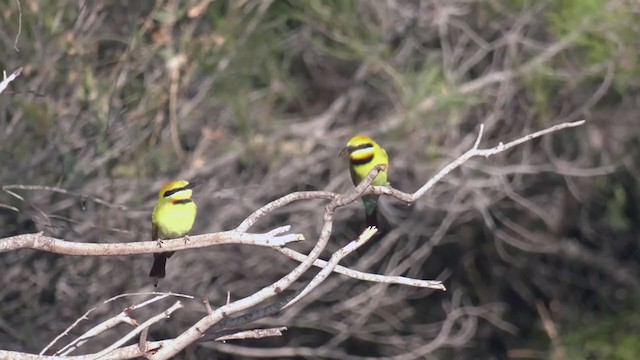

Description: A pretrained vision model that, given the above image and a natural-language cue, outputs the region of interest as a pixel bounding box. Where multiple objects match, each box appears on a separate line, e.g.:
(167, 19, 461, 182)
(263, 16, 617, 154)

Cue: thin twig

(57, 310, 136, 356)
(1, 184, 127, 209)
(90, 301, 183, 360)
(14, 0, 22, 51)
(44, 293, 192, 356)
(367, 121, 586, 203)
(276, 247, 446, 289)
(236, 191, 337, 231)
(283, 226, 379, 309)
(536, 301, 566, 360)
(214, 327, 287, 341)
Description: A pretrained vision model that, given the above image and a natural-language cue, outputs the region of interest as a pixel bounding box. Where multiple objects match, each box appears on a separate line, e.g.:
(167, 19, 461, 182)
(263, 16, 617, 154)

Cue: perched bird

(149, 180, 198, 287)
(340, 135, 389, 227)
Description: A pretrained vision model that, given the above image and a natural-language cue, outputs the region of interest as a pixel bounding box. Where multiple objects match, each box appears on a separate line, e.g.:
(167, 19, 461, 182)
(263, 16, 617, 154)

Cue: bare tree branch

(371, 121, 586, 203)
(1, 184, 128, 210)
(214, 327, 287, 341)
(0, 66, 22, 94)
(276, 246, 446, 289)
(46, 293, 192, 357)
(13, 0, 22, 51)
(89, 301, 183, 360)
(0, 228, 304, 255)
(283, 226, 379, 309)
(236, 191, 337, 231)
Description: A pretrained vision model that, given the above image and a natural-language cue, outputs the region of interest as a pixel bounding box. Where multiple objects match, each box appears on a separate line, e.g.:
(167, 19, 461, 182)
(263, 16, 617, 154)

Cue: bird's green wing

(380, 147, 390, 186)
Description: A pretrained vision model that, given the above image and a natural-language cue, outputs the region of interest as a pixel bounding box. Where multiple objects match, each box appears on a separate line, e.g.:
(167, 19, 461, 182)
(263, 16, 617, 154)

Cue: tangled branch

(0, 121, 585, 359)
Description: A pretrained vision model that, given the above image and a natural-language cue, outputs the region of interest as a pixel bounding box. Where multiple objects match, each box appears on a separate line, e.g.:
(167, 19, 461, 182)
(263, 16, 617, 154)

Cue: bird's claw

(156, 239, 164, 248)
(183, 235, 190, 244)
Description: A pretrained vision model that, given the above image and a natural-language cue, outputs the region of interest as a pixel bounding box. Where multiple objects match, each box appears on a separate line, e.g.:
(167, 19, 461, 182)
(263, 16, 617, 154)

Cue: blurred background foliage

(1, 0, 639, 359)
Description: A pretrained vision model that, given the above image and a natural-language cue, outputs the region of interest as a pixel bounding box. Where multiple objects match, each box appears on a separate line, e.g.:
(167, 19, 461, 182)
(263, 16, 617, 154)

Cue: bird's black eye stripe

(350, 143, 374, 151)
(163, 186, 188, 198)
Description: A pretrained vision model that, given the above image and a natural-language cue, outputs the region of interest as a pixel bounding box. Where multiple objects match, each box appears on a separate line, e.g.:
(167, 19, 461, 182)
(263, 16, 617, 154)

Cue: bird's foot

(183, 235, 190, 244)
(156, 239, 164, 248)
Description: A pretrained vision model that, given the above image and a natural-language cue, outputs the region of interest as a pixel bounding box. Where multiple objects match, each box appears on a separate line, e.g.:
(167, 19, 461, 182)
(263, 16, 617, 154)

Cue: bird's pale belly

(156, 205, 196, 239)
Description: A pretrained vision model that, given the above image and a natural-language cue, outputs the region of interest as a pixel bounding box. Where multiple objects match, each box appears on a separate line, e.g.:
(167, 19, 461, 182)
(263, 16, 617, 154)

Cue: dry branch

(44, 293, 192, 357)
(0, 228, 303, 255)
(371, 121, 586, 203)
(283, 226, 379, 309)
(214, 327, 287, 341)
(276, 246, 446, 289)
(0, 66, 22, 94)
(1, 184, 127, 209)
(89, 301, 183, 360)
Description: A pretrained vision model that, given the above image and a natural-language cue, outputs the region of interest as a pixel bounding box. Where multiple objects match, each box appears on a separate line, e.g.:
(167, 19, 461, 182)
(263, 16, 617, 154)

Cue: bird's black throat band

(350, 154, 374, 166)
(172, 199, 193, 204)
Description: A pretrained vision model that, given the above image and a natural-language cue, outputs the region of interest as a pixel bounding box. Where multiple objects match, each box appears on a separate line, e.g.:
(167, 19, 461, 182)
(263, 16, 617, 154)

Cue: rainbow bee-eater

(149, 180, 197, 287)
(340, 135, 389, 227)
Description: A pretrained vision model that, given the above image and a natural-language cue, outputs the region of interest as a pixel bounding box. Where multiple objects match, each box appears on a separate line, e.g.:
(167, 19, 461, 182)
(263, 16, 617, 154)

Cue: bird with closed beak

(149, 180, 197, 287)
(340, 135, 389, 227)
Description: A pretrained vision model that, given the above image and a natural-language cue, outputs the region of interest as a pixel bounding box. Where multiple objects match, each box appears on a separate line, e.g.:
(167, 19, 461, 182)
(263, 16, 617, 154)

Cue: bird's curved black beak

(185, 181, 200, 190)
(338, 146, 354, 158)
